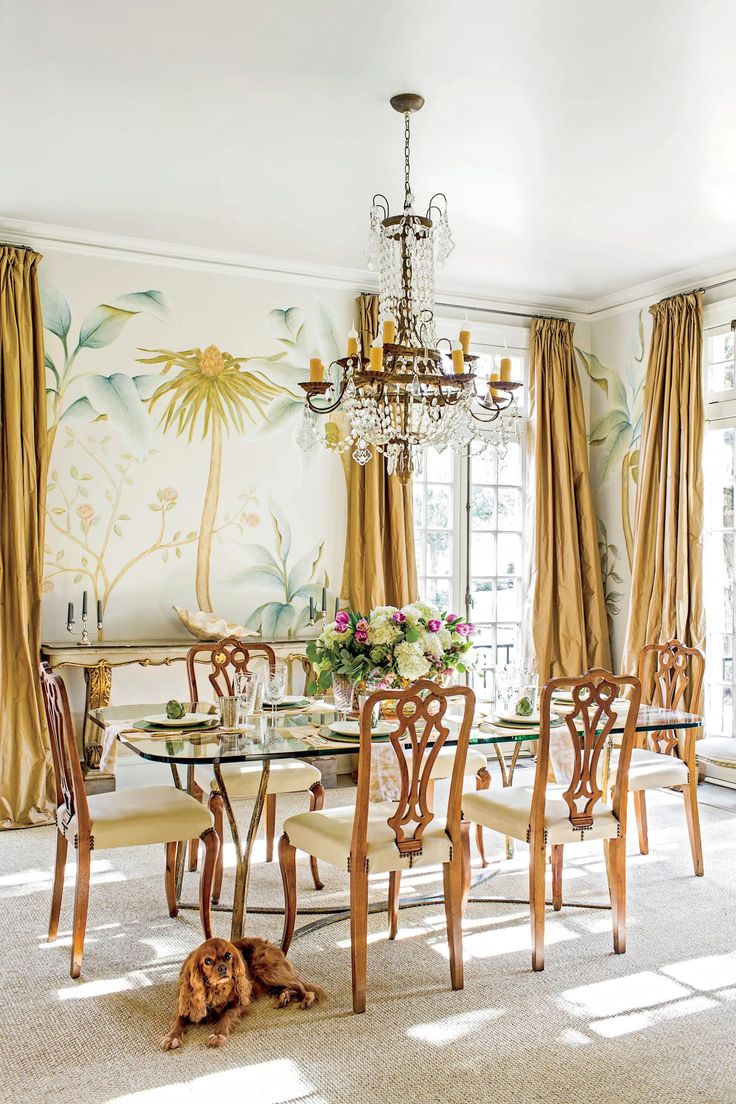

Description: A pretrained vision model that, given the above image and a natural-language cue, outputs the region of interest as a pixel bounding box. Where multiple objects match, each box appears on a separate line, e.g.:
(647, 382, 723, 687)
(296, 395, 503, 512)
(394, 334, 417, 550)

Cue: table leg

(214, 760, 270, 942)
(82, 661, 113, 774)
(169, 764, 188, 904)
(491, 742, 525, 859)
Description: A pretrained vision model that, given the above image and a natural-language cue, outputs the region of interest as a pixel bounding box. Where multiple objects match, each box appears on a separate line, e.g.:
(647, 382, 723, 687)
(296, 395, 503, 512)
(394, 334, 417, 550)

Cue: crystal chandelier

(297, 92, 522, 483)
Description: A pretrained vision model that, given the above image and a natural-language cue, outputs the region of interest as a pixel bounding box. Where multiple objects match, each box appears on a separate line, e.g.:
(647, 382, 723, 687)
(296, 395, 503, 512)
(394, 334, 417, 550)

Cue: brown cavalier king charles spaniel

(161, 937, 325, 1050)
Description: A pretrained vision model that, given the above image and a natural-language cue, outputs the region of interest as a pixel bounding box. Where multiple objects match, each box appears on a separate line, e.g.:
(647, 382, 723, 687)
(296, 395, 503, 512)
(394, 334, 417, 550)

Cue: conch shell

(173, 606, 260, 641)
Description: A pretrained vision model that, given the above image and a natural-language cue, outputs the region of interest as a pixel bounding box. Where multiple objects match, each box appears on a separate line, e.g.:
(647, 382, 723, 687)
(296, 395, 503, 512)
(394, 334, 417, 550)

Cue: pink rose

(335, 610, 350, 625)
(356, 618, 369, 632)
(355, 629, 369, 643)
(76, 504, 95, 521)
(335, 621, 347, 633)
(427, 619, 441, 632)
(158, 486, 178, 503)
(446, 613, 461, 623)
(392, 610, 407, 623)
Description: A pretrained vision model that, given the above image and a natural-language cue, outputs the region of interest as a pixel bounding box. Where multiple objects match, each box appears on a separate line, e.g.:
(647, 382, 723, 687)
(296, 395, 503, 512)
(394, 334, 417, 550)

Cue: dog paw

(299, 992, 316, 1009)
(161, 1034, 182, 1051)
(206, 1032, 228, 1048)
(276, 991, 292, 1009)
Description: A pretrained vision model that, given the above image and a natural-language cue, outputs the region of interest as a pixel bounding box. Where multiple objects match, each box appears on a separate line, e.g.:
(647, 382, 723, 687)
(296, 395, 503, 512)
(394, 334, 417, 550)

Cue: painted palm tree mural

(139, 344, 288, 612)
(575, 311, 645, 568)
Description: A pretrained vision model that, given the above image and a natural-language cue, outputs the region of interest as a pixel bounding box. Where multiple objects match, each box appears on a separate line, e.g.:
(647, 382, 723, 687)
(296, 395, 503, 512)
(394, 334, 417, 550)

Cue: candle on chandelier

(459, 327, 471, 354)
(489, 371, 501, 402)
(382, 316, 396, 344)
(500, 356, 512, 381)
(309, 357, 325, 383)
(347, 328, 359, 358)
(451, 340, 466, 375)
(370, 338, 384, 372)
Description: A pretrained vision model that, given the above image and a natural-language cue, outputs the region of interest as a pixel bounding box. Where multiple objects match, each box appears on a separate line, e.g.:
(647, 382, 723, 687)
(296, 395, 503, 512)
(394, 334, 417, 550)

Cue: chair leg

(474, 767, 490, 867)
(460, 818, 472, 914)
(48, 830, 68, 942)
(607, 836, 627, 954)
(198, 828, 219, 940)
(350, 866, 369, 1014)
(388, 870, 401, 939)
(529, 836, 546, 972)
(308, 781, 325, 891)
(188, 779, 204, 872)
(633, 790, 649, 855)
(278, 832, 298, 953)
(683, 778, 704, 876)
(70, 841, 91, 979)
(164, 841, 178, 917)
(443, 854, 465, 991)
(265, 793, 276, 863)
(209, 791, 224, 905)
(551, 844, 563, 911)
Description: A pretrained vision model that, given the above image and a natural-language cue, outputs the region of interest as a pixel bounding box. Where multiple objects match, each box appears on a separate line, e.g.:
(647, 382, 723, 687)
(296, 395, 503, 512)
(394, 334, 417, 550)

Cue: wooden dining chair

(612, 640, 704, 876)
(186, 637, 325, 898)
(40, 663, 218, 978)
(462, 669, 642, 971)
(279, 679, 475, 1013)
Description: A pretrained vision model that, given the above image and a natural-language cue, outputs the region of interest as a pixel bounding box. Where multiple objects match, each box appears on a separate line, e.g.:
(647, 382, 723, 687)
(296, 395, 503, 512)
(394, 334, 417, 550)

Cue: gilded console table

(40, 637, 314, 789)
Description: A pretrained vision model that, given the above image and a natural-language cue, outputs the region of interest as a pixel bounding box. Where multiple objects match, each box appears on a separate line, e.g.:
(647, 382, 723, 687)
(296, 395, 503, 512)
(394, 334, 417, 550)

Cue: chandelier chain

(403, 112, 412, 211)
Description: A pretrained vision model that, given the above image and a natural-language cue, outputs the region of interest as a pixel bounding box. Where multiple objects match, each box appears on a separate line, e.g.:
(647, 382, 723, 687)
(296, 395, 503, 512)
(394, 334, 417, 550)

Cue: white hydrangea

(438, 627, 453, 650)
(418, 629, 443, 659)
(368, 618, 402, 646)
(400, 604, 424, 625)
(318, 625, 351, 648)
(370, 605, 398, 621)
(394, 642, 431, 681)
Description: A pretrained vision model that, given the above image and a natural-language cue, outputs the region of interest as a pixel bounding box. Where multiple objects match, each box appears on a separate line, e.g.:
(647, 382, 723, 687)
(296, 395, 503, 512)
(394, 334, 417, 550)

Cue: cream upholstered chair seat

(195, 759, 321, 799)
(56, 785, 214, 851)
(462, 784, 621, 846)
(283, 801, 453, 874)
(430, 746, 486, 780)
(610, 747, 689, 791)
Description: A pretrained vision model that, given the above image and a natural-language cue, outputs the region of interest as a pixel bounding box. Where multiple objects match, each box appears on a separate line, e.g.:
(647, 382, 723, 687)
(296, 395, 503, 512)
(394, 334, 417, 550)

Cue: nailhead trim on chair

(527, 823, 621, 845)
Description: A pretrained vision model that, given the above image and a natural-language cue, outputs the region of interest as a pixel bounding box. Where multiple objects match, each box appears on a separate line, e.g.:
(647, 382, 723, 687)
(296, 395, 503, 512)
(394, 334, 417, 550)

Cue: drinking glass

(233, 671, 256, 728)
(266, 664, 287, 724)
(217, 695, 238, 729)
(332, 672, 355, 725)
(358, 681, 380, 731)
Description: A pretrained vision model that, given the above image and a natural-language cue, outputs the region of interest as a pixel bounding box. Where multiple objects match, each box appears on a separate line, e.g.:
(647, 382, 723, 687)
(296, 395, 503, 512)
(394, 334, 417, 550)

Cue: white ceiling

(3, 0, 736, 302)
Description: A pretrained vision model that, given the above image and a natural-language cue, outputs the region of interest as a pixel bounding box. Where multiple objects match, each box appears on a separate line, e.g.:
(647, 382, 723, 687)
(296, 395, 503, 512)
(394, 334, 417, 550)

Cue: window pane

(497, 577, 521, 620)
(426, 485, 452, 529)
(426, 447, 453, 482)
(414, 536, 425, 580)
(426, 577, 451, 610)
(413, 483, 425, 528)
(496, 624, 520, 668)
(710, 332, 735, 364)
(498, 487, 522, 530)
(471, 487, 496, 529)
(498, 441, 522, 485)
(471, 578, 496, 621)
(709, 361, 735, 393)
(471, 531, 495, 575)
(426, 530, 451, 575)
(497, 532, 522, 575)
(472, 451, 497, 485)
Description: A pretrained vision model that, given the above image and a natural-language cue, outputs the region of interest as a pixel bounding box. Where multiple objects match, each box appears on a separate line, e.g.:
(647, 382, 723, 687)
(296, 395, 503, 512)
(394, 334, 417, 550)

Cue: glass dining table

(90, 701, 703, 942)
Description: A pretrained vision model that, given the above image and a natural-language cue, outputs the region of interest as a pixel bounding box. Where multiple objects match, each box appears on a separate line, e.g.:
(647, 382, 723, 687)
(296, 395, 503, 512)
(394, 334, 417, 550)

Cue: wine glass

(266, 664, 287, 725)
(332, 672, 355, 726)
(233, 671, 256, 729)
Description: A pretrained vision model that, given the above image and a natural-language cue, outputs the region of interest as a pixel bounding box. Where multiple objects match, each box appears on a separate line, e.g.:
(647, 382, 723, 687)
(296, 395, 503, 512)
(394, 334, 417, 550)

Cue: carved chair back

(537, 669, 642, 834)
(638, 640, 704, 756)
(40, 662, 90, 838)
(285, 653, 315, 696)
(351, 680, 476, 864)
(186, 637, 276, 701)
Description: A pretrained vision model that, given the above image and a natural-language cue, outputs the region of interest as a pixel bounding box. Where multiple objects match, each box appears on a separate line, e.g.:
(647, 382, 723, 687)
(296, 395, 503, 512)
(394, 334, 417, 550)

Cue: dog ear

(178, 948, 207, 1022)
(230, 944, 252, 1008)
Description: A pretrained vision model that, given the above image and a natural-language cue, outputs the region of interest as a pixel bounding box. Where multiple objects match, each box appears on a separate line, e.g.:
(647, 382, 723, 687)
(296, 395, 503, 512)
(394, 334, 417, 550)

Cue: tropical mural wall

(39, 248, 351, 651)
(581, 307, 652, 665)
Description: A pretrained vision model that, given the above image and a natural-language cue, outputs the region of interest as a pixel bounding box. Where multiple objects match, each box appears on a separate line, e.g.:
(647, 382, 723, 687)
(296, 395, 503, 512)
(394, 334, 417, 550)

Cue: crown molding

(3, 215, 736, 323)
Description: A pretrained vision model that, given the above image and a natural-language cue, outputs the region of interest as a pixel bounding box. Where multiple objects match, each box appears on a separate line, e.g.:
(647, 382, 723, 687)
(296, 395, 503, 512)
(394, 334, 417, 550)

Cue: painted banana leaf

(59, 374, 163, 455)
(576, 347, 644, 488)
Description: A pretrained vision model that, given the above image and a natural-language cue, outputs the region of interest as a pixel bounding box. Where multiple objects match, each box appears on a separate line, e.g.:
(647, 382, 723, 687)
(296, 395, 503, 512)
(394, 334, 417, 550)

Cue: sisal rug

(0, 775, 734, 1104)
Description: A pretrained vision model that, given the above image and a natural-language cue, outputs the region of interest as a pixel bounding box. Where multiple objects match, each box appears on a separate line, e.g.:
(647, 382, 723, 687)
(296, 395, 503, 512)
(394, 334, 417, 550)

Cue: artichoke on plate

(515, 696, 533, 717)
(166, 699, 187, 721)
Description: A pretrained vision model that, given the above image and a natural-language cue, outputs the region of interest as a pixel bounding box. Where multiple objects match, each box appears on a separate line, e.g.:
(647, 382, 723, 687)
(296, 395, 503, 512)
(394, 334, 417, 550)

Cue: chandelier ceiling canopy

(297, 93, 522, 483)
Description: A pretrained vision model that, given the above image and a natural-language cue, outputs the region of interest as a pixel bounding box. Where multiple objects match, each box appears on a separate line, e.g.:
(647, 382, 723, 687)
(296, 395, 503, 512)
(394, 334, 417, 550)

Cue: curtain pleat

(0, 245, 53, 827)
(530, 317, 612, 682)
(340, 294, 418, 613)
(621, 292, 704, 709)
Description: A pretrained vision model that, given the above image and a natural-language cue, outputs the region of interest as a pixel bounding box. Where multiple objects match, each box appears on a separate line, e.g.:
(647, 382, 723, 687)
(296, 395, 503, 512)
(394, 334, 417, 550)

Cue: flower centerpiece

(305, 603, 476, 696)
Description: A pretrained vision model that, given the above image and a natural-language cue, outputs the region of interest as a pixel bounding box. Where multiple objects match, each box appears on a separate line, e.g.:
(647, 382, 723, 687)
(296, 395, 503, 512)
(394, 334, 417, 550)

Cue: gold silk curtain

(530, 317, 611, 682)
(622, 292, 704, 709)
(0, 246, 53, 827)
(341, 293, 418, 612)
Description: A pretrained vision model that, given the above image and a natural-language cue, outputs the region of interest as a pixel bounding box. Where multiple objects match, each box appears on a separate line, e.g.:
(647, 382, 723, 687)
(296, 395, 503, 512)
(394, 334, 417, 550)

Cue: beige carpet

(1, 771, 735, 1104)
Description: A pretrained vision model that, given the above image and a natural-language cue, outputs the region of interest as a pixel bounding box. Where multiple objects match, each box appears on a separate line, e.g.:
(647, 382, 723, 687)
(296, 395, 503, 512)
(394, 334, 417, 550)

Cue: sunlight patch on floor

(660, 953, 736, 991)
(559, 971, 691, 1018)
(437, 919, 577, 960)
(57, 969, 153, 1001)
(105, 1059, 322, 1104)
(589, 994, 717, 1038)
(406, 1006, 504, 1045)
